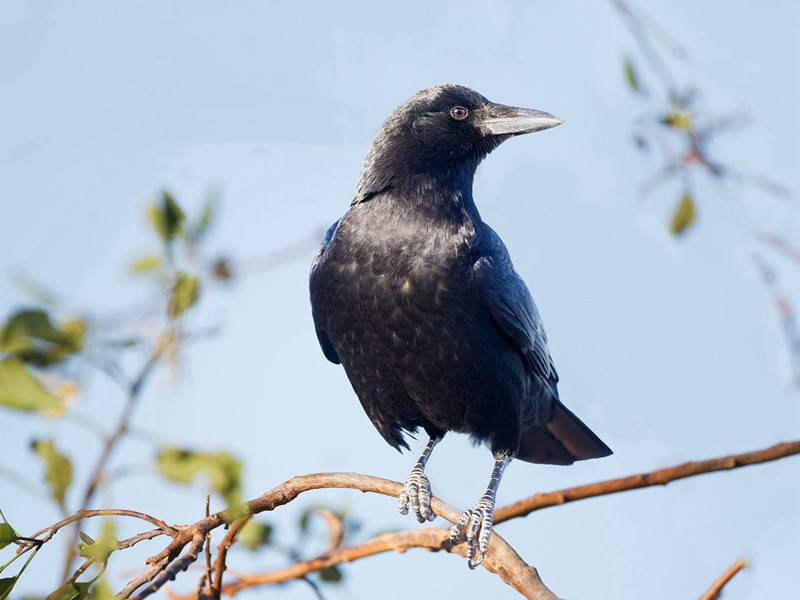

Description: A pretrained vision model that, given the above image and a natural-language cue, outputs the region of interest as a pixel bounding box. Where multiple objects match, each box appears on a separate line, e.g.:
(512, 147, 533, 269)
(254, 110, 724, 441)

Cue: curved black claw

(448, 496, 495, 568)
(398, 466, 435, 523)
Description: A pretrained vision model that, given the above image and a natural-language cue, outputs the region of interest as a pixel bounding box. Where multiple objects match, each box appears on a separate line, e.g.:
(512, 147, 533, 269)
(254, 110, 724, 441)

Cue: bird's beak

(480, 104, 564, 137)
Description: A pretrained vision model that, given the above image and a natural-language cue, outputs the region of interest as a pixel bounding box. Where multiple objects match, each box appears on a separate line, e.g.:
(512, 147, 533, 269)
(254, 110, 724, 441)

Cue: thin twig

(699, 557, 748, 600)
(162, 440, 799, 600)
(211, 516, 251, 600)
(494, 440, 800, 523)
(61, 350, 162, 579)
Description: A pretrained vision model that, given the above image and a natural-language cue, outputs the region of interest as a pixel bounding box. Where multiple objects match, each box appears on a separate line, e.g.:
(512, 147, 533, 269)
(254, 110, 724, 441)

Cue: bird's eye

(449, 106, 469, 120)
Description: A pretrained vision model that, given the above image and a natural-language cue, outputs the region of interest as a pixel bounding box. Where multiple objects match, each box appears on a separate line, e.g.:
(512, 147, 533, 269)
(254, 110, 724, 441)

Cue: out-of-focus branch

(60, 349, 162, 579)
(699, 558, 748, 600)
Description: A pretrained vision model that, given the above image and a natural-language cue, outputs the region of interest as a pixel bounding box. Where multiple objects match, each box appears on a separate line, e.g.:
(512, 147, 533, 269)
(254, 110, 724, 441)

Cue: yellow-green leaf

(129, 254, 163, 275)
(661, 111, 693, 132)
(32, 439, 72, 508)
(238, 520, 273, 550)
(669, 193, 697, 236)
(0, 358, 59, 412)
(623, 57, 642, 93)
(148, 191, 185, 244)
(45, 582, 91, 600)
(78, 534, 117, 563)
(0, 523, 18, 551)
(168, 274, 200, 319)
(155, 447, 242, 506)
(0, 577, 18, 600)
(0, 309, 84, 365)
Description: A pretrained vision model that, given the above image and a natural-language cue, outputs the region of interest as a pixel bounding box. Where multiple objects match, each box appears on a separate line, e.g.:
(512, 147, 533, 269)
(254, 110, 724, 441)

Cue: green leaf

(45, 582, 91, 600)
(78, 534, 117, 563)
(148, 191, 185, 244)
(0, 358, 59, 412)
(128, 254, 163, 275)
(0, 577, 18, 600)
(623, 57, 642, 93)
(87, 579, 114, 600)
(238, 520, 273, 550)
(32, 439, 72, 508)
(187, 196, 218, 246)
(0, 309, 84, 366)
(660, 111, 693, 132)
(155, 448, 242, 506)
(319, 565, 343, 583)
(0, 524, 18, 551)
(669, 193, 697, 236)
(168, 273, 200, 319)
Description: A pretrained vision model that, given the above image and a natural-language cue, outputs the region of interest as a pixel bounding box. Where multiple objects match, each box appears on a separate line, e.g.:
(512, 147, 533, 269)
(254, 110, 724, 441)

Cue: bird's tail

(516, 399, 612, 465)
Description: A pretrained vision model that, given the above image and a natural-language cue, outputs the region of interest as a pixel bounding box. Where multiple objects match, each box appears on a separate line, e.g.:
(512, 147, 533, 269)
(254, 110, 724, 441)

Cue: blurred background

(1, 1, 798, 598)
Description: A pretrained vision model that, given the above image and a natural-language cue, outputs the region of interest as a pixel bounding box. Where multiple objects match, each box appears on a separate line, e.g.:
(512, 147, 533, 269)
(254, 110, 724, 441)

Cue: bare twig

(157, 440, 799, 600)
(61, 350, 163, 579)
(494, 440, 800, 523)
(699, 557, 748, 600)
(211, 516, 251, 600)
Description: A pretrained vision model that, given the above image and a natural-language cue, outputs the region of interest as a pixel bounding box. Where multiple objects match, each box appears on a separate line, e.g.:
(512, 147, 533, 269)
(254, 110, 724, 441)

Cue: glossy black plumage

(310, 84, 610, 467)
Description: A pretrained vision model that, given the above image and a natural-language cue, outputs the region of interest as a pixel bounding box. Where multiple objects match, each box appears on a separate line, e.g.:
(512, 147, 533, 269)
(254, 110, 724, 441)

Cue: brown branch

(121, 439, 800, 599)
(219, 527, 553, 599)
(211, 516, 251, 600)
(699, 558, 748, 600)
(61, 350, 162, 580)
(494, 440, 800, 523)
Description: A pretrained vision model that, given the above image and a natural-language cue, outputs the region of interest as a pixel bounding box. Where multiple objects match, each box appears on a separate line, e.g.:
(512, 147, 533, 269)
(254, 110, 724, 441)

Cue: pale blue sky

(1, 1, 799, 598)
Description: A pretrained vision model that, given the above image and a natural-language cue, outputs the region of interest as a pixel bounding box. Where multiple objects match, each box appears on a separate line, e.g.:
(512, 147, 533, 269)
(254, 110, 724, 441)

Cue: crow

(309, 84, 612, 567)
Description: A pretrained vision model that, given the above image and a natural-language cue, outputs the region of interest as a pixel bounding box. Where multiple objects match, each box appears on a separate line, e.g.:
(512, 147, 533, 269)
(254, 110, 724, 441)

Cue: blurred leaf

(186, 197, 218, 247)
(0, 358, 59, 412)
(128, 254, 163, 275)
(319, 565, 343, 583)
(78, 532, 94, 545)
(0, 310, 84, 366)
(669, 193, 697, 236)
(45, 582, 91, 600)
(168, 274, 200, 319)
(148, 191, 185, 244)
(32, 439, 72, 508)
(0, 577, 18, 600)
(623, 57, 642, 93)
(661, 111, 693, 132)
(87, 580, 113, 600)
(78, 534, 117, 563)
(238, 520, 273, 550)
(155, 447, 242, 506)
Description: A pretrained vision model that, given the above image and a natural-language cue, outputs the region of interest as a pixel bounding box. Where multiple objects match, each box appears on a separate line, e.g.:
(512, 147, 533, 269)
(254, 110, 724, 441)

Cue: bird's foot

(398, 466, 435, 523)
(449, 495, 495, 569)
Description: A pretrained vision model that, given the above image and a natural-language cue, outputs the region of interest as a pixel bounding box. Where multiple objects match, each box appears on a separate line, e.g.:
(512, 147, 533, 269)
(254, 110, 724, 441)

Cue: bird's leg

(398, 435, 441, 523)
(449, 451, 512, 569)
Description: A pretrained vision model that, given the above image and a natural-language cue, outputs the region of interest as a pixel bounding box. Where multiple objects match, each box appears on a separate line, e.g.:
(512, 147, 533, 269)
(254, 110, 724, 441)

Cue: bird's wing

(310, 219, 341, 364)
(472, 247, 557, 386)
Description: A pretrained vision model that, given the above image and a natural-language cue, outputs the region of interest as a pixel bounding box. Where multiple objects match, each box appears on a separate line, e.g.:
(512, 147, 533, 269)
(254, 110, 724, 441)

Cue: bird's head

(354, 84, 562, 204)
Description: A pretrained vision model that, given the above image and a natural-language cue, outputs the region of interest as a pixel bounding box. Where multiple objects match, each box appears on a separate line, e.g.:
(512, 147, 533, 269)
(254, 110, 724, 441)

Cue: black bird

(309, 84, 611, 567)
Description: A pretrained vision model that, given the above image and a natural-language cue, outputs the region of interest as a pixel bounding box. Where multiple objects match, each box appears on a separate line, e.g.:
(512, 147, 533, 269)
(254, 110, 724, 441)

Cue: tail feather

(516, 399, 612, 465)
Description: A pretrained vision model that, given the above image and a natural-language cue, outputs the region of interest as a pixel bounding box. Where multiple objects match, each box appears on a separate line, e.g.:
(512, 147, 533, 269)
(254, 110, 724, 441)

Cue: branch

(107, 439, 799, 599)
(167, 440, 799, 599)
(494, 440, 800, 523)
(60, 350, 162, 579)
(699, 558, 747, 600)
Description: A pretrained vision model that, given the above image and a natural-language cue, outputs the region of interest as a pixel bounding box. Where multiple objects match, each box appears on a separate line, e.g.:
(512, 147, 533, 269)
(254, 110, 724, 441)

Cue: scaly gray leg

(398, 435, 441, 523)
(449, 451, 512, 569)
